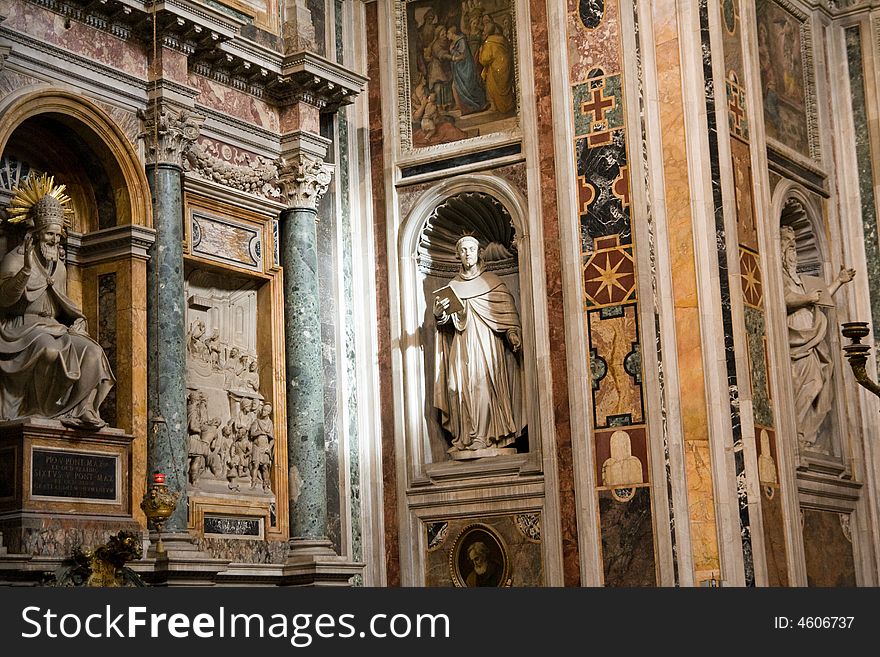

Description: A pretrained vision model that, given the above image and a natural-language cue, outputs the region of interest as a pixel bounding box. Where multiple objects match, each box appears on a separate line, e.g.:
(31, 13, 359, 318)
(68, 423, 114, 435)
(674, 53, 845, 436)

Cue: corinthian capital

(139, 104, 205, 168)
(277, 153, 334, 211)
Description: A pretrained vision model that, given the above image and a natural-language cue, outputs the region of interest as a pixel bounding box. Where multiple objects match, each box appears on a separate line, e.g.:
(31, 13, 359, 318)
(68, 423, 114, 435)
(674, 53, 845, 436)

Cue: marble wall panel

(760, 480, 788, 586)
(191, 209, 263, 272)
(189, 75, 280, 132)
(0, 1, 146, 77)
(745, 306, 773, 428)
(588, 304, 644, 429)
(583, 235, 636, 307)
(98, 273, 118, 428)
(594, 425, 648, 486)
(732, 139, 758, 249)
(846, 26, 880, 367)
(567, 0, 622, 82)
(576, 130, 631, 246)
(424, 513, 544, 586)
(573, 72, 623, 139)
(598, 487, 657, 586)
(721, 0, 744, 82)
(802, 509, 857, 586)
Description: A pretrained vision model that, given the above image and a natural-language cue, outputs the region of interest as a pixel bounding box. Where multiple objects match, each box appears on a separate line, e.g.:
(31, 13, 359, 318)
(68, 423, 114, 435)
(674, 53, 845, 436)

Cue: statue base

(0, 417, 139, 555)
(133, 532, 231, 586)
(281, 537, 364, 586)
(447, 446, 517, 461)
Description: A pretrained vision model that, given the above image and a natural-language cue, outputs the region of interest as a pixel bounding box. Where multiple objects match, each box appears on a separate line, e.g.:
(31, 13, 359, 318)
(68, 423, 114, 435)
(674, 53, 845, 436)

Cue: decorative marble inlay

(573, 72, 622, 138)
(599, 487, 656, 585)
(514, 513, 541, 541)
(739, 248, 763, 308)
(594, 425, 648, 487)
(190, 209, 263, 272)
(427, 521, 449, 550)
(731, 138, 758, 250)
(588, 304, 644, 428)
(583, 234, 636, 307)
(97, 273, 117, 428)
(579, 0, 605, 29)
(576, 130, 631, 245)
(726, 72, 749, 141)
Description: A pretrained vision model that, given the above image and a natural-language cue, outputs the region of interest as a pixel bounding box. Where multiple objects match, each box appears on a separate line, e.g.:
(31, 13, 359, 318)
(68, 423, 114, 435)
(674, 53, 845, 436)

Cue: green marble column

(280, 205, 328, 541)
(146, 163, 189, 533)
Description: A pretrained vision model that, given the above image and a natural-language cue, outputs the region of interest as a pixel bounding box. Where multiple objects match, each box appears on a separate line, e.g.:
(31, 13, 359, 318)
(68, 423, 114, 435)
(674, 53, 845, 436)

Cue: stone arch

(0, 87, 151, 233)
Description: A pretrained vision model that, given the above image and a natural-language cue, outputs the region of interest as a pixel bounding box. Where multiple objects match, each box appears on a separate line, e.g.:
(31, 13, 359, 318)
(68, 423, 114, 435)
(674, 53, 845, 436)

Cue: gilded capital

(277, 153, 334, 211)
(139, 104, 205, 168)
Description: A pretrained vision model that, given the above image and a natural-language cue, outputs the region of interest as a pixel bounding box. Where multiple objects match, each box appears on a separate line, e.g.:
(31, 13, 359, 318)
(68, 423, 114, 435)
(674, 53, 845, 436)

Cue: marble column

(278, 144, 334, 549)
(277, 135, 362, 585)
(142, 105, 203, 533)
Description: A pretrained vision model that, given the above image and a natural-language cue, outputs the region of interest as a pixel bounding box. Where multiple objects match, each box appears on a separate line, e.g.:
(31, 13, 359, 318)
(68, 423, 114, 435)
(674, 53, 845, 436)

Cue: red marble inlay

(366, 0, 400, 588)
(533, 0, 581, 587)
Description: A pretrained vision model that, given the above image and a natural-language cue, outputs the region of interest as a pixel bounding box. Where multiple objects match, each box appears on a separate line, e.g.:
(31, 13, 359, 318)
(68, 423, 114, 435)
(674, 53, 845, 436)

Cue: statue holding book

(781, 224, 854, 453)
(432, 235, 525, 458)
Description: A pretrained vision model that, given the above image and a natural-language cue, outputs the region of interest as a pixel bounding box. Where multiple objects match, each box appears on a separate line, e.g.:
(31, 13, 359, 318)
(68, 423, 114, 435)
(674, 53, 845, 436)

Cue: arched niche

(0, 88, 153, 523)
(773, 184, 847, 463)
(398, 175, 539, 473)
(0, 88, 150, 234)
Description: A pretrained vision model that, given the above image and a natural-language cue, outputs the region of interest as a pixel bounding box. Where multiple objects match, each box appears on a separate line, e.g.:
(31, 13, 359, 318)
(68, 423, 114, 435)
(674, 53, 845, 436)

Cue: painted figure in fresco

(0, 175, 114, 428)
(248, 402, 274, 492)
(478, 14, 515, 114)
(781, 225, 854, 453)
(425, 24, 454, 110)
(465, 541, 502, 587)
(447, 24, 487, 115)
(433, 235, 524, 456)
(601, 430, 643, 488)
(415, 6, 440, 80)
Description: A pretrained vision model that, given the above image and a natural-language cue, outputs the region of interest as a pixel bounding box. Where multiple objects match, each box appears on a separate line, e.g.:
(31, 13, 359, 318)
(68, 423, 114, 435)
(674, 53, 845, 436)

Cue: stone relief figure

(432, 235, 524, 458)
(781, 225, 855, 453)
(601, 430, 643, 488)
(248, 402, 274, 492)
(186, 319, 210, 362)
(242, 357, 260, 394)
(0, 174, 115, 428)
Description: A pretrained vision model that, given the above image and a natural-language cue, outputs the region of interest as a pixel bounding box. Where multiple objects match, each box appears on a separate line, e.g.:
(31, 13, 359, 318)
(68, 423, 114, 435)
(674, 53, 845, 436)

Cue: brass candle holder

(140, 472, 179, 554)
(841, 321, 880, 399)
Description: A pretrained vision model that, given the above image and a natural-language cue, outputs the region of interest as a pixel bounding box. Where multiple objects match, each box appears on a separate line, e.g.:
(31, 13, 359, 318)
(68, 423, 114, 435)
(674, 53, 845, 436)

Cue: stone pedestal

(134, 532, 230, 586)
(281, 538, 363, 586)
(0, 417, 140, 555)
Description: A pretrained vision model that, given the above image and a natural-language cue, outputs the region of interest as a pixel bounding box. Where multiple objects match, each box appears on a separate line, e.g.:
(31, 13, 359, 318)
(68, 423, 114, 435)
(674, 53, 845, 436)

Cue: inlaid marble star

(587, 253, 630, 304)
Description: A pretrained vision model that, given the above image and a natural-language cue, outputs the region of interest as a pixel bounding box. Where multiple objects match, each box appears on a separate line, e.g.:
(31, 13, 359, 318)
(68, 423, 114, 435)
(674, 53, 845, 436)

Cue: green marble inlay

(573, 74, 623, 138)
(745, 306, 773, 428)
(846, 27, 880, 368)
(338, 109, 362, 580)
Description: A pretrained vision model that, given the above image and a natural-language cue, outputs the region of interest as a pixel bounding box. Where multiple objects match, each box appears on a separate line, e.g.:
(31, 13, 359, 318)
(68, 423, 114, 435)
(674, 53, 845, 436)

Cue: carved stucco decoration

(276, 153, 333, 211)
(184, 139, 281, 199)
(138, 104, 205, 168)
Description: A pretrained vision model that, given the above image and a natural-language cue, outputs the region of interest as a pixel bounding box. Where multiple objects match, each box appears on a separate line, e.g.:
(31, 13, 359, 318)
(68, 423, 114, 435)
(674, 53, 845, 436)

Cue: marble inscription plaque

(31, 449, 117, 501)
(204, 515, 263, 538)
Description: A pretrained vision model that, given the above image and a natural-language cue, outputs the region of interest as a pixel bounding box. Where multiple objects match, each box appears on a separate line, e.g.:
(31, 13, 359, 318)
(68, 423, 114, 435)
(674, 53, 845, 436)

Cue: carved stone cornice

(25, 0, 242, 52)
(276, 153, 333, 212)
(138, 103, 204, 168)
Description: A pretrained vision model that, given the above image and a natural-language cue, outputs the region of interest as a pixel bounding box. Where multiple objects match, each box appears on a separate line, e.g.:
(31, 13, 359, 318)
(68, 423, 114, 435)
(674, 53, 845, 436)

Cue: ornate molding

(183, 137, 281, 199)
(276, 153, 333, 211)
(139, 103, 205, 167)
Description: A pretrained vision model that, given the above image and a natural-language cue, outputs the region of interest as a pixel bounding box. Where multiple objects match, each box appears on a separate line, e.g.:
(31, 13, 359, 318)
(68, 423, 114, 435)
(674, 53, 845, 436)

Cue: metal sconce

(841, 321, 880, 399)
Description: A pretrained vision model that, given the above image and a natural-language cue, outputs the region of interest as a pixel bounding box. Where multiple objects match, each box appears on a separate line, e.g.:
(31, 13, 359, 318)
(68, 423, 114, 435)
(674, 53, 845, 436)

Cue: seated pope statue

(0, 174, 115, 428)
(432, 235, 525, 455)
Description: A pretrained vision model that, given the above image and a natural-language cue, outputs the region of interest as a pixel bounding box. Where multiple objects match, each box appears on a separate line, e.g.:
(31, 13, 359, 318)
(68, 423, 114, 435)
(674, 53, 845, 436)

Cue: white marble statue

(781, 225, 854, 453)
(0, 174, 115, 428)
(432, 235, 524, 457)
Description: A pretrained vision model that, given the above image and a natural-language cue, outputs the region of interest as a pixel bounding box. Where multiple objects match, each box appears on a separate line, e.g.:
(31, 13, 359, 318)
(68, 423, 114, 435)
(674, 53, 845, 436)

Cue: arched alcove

(774, 185, 846, 462)
(397, 175, 539, 472)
